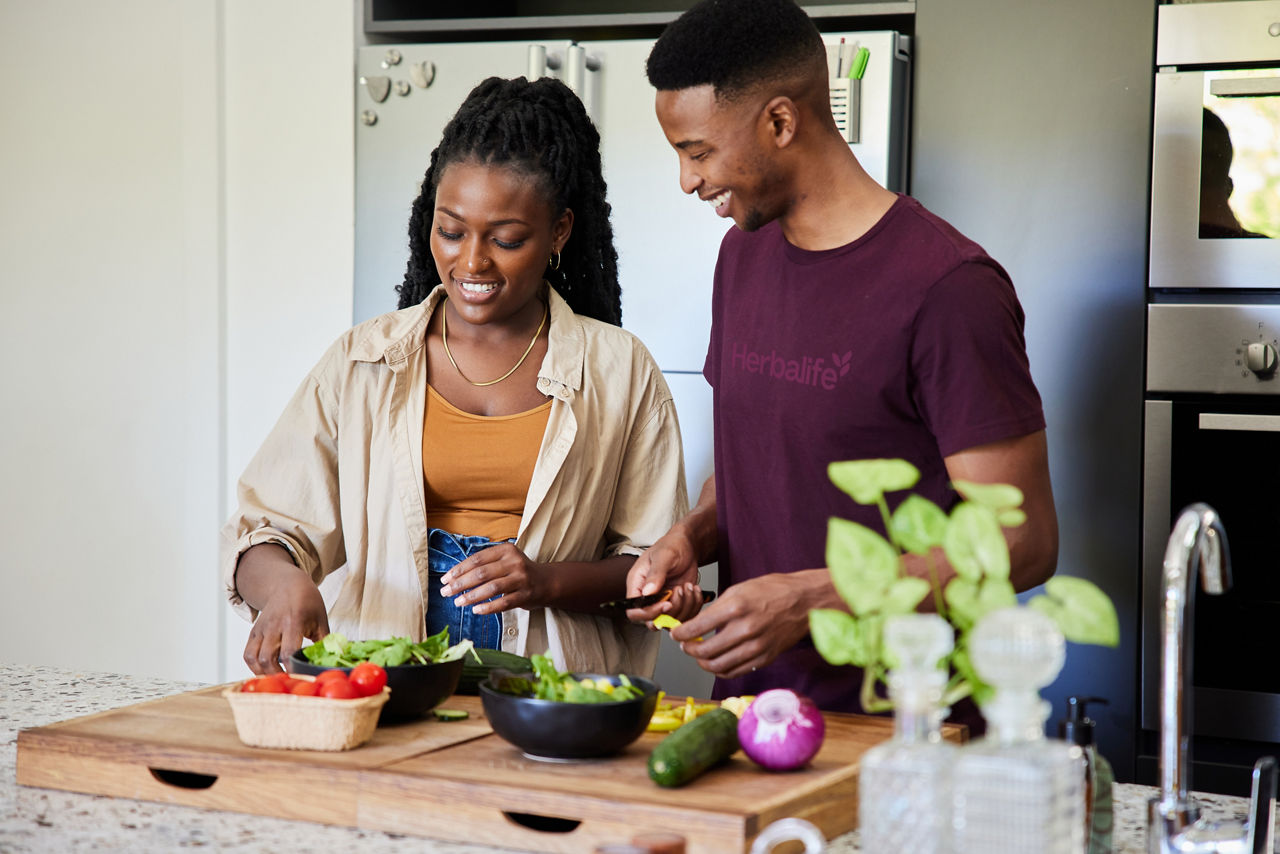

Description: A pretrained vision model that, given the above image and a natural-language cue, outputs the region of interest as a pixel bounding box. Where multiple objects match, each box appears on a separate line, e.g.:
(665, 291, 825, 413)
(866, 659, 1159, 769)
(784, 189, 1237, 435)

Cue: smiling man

(626, 0, 1058, 725)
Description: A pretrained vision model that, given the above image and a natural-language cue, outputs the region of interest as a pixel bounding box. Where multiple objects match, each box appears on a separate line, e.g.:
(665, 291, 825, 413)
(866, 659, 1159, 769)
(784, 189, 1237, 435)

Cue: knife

(598, 589, 717, 610)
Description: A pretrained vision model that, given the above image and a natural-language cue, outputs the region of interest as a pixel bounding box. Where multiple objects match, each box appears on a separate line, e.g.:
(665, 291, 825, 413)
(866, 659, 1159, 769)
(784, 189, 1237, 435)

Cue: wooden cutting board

(16, 684, 964, 853)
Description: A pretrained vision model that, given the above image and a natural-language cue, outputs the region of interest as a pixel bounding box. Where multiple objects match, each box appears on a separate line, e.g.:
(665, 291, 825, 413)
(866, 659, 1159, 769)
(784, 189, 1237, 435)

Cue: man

(626, 0, 1058, 716)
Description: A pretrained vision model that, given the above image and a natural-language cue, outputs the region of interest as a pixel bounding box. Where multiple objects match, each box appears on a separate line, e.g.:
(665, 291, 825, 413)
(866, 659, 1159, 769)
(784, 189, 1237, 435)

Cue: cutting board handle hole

(149, 768, 218, 790)
(501, 812, 581, 834)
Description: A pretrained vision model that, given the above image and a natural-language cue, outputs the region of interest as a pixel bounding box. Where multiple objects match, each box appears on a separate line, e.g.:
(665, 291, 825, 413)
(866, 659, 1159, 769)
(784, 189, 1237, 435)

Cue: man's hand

(625, 526, 703, 624)
(668, 569, 835, 679)
(626, 475, 718, 625)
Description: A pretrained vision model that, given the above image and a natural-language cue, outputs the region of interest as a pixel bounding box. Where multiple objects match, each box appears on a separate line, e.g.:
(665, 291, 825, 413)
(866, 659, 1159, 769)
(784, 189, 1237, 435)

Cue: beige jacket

(220, 285, 688, 675)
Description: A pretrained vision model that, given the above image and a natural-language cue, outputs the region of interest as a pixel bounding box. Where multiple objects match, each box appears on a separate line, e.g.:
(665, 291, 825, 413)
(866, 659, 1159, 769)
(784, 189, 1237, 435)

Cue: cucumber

(456, 649, 534, 695)
(432, 708, 469, 721)
(647, 707, 740, 788)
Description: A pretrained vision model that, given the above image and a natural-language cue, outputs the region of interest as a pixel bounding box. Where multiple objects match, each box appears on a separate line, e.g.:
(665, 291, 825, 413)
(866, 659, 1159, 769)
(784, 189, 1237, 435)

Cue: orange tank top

(422, 384, 552, 541)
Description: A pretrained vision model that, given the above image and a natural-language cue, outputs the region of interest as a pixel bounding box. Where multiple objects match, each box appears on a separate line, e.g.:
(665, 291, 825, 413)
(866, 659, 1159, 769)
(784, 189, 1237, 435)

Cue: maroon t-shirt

(704, 194, 1045, 719)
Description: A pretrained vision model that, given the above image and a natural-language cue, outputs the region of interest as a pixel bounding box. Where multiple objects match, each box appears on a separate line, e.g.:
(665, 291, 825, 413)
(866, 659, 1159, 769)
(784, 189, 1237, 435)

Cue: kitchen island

(1, 663, 1272, 852)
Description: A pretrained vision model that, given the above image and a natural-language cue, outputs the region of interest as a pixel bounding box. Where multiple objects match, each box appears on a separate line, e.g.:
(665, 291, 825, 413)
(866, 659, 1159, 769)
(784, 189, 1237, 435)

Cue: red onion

(737, 688, 825, 771)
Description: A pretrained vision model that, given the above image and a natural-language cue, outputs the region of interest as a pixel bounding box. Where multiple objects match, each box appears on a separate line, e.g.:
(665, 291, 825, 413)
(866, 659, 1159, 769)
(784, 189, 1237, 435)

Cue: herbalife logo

(731, 343, 852, 390)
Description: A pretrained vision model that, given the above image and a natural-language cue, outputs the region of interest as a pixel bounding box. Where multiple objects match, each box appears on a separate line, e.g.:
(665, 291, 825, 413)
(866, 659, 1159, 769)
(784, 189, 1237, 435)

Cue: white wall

(220, 2, 355, 680)
(0, 1, 354, 684)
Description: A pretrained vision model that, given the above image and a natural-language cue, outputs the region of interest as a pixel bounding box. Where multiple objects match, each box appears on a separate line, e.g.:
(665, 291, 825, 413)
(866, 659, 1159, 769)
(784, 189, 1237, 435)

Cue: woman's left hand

(439, 543, 549, 614)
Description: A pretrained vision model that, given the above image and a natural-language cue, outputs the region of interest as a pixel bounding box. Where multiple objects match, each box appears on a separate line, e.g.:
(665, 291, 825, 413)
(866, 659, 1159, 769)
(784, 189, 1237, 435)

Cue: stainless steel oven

(1140, 2, 1280, 796)
(1140, 302, 1280, 795)
(1149, 1, 1280, 291)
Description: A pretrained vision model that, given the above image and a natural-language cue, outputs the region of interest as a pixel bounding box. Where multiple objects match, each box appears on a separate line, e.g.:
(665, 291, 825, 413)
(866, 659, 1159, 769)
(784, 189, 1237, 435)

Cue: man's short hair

(646, 0, 827, 102)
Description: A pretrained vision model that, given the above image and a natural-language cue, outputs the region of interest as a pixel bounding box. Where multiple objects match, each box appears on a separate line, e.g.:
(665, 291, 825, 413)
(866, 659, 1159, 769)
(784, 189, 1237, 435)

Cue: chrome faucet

(1148, 503, 1278, 854)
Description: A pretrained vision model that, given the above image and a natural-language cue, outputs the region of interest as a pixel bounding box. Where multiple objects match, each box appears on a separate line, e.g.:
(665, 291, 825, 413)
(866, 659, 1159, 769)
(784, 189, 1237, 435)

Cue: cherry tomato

(288, 679, 319, 696)
(241, 676, 285, 693)
(348, 662, 388, 698)
(314, 669, 349, 685)
(269, 673, 304, 692)
(317, 678, 359, 700)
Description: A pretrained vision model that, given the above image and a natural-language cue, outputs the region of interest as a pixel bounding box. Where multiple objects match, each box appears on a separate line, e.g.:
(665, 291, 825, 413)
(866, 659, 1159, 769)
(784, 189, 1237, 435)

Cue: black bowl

(289, 649, 464, 723)
(478, 672, 659, 760)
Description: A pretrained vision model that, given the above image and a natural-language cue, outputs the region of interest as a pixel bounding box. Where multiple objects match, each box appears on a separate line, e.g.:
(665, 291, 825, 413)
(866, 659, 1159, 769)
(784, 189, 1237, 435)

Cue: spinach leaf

(299, 628, 473, 669)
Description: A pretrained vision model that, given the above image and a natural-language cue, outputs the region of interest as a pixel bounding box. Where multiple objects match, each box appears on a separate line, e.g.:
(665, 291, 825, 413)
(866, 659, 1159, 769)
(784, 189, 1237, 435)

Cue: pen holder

(829, 77, 861, 144)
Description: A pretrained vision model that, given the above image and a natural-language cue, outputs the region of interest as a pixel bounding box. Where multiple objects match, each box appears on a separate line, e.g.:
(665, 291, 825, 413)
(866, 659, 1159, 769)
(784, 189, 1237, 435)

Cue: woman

(221, 77, 689, 677)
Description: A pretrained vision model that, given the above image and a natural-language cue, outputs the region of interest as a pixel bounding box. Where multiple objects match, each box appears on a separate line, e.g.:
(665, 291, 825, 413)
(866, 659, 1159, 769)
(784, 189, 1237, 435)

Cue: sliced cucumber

(432, 708, 469, 721)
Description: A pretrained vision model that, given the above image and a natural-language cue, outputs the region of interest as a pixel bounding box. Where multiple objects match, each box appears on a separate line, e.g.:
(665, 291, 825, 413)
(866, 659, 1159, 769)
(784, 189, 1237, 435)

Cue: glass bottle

(858, 613, 958, 854)
(951, 606, 1086, 854)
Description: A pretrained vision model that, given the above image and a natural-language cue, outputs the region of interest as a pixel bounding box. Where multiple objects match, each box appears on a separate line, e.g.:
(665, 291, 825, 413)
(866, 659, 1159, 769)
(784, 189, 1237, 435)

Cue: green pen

(849, 46, 870, 80)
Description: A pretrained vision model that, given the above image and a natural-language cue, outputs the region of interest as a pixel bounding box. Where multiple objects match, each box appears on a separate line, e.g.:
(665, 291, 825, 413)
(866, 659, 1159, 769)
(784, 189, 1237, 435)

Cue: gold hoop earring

(548, 251, 561, 271)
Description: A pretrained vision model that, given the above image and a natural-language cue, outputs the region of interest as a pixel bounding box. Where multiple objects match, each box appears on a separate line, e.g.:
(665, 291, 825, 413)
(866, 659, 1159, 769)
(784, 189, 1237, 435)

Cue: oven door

(1149, 67, 1280, 290)
(1142, 397, 1280, 745)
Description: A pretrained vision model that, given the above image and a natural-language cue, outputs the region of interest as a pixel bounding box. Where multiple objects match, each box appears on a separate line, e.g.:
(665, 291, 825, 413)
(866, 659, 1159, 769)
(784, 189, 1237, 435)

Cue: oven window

(1199, 70, 1280, 240)
(1171, 400, 1280, 693)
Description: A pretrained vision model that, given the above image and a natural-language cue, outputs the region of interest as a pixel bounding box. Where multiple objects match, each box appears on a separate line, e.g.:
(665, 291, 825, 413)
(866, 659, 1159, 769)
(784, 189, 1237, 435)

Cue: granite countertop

(0, 662, 1272, 852)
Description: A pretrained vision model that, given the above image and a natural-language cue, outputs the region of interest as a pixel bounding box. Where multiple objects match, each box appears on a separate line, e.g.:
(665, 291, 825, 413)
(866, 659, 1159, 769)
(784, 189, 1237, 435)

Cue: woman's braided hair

(396, 76, 621, 326)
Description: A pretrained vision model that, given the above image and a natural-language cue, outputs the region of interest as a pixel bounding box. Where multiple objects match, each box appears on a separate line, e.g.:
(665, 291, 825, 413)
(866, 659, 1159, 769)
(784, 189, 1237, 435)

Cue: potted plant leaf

(808, 459, 1119, 712)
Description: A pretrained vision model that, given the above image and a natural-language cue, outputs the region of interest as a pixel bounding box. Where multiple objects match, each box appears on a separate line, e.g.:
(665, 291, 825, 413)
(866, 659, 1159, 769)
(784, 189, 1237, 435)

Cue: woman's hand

(242, 570, 330, 675)
(440, 543, 550, 614)
(236, 543, 330, 675)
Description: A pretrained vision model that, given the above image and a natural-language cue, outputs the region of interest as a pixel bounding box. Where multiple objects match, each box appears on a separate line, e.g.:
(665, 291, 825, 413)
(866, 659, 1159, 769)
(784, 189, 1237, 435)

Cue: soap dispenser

(951, 606, 1086, 854)
(1059, 696, 1114, 854)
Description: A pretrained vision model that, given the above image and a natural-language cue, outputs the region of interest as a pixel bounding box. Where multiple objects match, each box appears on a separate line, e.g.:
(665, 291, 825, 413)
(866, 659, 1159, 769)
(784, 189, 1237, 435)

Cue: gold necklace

(440, 298, 548, 387)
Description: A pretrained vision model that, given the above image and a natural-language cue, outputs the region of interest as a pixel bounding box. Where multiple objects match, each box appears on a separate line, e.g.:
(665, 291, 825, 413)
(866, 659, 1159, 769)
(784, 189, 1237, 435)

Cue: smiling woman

(220, 77, 689, 682)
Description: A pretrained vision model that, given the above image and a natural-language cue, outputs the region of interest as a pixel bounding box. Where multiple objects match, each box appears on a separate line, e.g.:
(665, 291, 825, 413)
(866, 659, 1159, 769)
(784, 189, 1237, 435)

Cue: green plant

(808, 459, 1119, 712)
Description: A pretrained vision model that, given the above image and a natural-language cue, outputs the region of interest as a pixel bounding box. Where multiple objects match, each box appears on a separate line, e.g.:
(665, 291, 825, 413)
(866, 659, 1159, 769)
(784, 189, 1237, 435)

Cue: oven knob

(1246, 342, 1278, 376)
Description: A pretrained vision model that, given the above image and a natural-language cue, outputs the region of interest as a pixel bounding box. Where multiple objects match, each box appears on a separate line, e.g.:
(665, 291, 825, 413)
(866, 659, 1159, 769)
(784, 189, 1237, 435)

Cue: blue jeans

(425, 528, 511, 650)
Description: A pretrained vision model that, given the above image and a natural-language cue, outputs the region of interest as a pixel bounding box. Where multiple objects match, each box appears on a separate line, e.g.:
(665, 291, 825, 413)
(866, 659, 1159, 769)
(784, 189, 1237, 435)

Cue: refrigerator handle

(527, 44, 600, 97)
(564, 43, 601, 97)
(527, 44, 552, 81)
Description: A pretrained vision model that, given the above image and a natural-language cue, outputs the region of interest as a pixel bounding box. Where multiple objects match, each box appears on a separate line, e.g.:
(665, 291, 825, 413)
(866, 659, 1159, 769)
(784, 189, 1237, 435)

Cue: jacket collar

(348, 284, 585, 396)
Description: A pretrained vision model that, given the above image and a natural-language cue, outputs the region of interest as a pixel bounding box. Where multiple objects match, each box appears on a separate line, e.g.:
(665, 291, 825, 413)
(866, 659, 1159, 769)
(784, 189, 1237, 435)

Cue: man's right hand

(625, 526, 703, 625)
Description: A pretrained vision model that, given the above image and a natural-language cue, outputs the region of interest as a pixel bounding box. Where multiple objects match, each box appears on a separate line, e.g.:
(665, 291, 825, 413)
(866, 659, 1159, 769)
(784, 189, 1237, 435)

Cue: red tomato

(266, 673, 302, 692)
(314, 669, 349, 686)
(348, 662, 388, 697)
(241, 676, 285, 693)
(317, 678, 359, 700)
(288, 679, 319, 696)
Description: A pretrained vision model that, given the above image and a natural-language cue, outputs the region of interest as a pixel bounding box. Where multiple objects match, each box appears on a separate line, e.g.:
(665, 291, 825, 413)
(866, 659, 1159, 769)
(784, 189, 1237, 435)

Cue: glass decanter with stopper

(857, 613, 958, 854)
(952, 606, 1086, 854)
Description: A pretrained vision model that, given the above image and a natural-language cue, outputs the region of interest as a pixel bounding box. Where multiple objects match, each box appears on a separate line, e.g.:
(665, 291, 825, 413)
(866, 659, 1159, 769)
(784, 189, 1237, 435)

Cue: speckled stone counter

(1, 663, 1273, 852)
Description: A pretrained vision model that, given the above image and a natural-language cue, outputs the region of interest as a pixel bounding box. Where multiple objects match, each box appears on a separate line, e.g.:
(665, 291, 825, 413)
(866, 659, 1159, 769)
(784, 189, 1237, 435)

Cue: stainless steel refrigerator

(352, 32, 910, 695)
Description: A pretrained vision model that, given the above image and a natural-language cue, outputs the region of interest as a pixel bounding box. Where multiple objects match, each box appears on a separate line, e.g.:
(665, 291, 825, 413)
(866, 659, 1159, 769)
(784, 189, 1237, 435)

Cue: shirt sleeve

(604, 368, 690, 558)
(909, 259, 1046, 458)
(218, 365, 346, 623)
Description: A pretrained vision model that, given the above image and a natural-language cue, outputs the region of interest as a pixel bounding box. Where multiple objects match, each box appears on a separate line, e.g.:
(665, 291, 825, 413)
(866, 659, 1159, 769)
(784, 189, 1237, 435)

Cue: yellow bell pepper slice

(719, 695, 757, 718)
(646, 713, 685, 732)
(651, 612, 703, 641)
